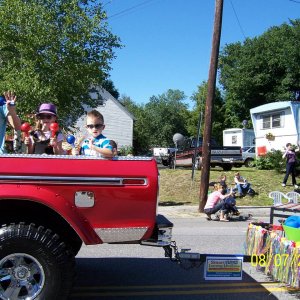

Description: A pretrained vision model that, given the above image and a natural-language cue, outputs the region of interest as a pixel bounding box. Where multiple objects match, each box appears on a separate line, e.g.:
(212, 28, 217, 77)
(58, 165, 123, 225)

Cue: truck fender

(0, 184, 101, 245)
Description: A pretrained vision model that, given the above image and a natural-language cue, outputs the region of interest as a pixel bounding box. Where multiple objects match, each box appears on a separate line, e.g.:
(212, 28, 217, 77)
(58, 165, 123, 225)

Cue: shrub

(255, 150, 285, 172)
(118, 146, 133, 156)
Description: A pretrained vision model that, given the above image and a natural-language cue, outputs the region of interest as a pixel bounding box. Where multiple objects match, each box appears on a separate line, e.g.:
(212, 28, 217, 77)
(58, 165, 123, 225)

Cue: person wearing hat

(0, 91, 21, 154)
(24, 103, 64, 155)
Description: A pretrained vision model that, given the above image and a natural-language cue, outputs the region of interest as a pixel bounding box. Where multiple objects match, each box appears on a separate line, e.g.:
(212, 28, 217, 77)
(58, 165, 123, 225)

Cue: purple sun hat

(36, 103, 57, 116)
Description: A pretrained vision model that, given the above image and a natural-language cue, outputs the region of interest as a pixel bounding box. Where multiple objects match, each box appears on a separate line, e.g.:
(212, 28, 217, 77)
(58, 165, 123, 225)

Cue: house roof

(250, 101, 299, 114)
(98, 88, 136, 120)
(223, 128, 254, 132)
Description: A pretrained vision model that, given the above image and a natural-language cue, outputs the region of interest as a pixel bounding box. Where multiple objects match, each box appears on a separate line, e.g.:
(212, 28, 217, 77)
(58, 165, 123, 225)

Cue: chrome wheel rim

(0, 253, 45, 300)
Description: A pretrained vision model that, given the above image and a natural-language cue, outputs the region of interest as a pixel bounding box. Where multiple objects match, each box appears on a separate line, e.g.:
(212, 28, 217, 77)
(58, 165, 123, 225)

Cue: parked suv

(242, 146, 256, 167)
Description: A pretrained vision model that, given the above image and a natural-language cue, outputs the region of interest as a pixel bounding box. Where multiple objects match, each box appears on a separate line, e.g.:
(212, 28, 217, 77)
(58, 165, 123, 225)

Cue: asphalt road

(68, 206, 300, 300)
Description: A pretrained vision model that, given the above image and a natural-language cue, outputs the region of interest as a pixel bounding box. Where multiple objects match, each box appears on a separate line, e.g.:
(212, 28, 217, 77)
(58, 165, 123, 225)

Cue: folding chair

(268, 191, 289, 206)
(286, 191, 300, 204)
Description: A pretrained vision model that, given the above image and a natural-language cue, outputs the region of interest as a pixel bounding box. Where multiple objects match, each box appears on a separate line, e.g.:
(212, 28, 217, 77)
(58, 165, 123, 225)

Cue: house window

(232, 135, 237, 144)
(272, 114, 281, 128)
(261, 112, 283, 129)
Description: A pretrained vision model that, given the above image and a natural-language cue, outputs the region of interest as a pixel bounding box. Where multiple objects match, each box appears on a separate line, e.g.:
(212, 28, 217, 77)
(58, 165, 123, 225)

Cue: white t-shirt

(31, 130, 63, 143)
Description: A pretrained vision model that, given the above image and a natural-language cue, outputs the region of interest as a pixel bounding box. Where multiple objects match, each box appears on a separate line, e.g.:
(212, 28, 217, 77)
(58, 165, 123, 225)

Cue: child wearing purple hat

(24, 103, 64, 155)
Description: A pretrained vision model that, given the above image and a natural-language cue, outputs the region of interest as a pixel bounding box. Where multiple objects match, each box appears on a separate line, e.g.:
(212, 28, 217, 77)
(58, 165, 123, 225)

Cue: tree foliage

(120, 90, 190, 154)
(0, 0, 121, 126)
(219, 19, 300, 128)
(102, 79, 119, 100)
(189, 81, 225, 144)
(144, 89, 190, 148)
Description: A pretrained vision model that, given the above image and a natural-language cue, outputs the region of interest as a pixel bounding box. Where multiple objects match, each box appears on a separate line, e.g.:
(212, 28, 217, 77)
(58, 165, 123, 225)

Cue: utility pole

(199, 0, 224, 212)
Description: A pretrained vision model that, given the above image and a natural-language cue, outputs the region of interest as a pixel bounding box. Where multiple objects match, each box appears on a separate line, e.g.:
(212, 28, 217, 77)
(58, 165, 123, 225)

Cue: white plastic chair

(268, 191, 290, 206)
(286, 191, 300, 204)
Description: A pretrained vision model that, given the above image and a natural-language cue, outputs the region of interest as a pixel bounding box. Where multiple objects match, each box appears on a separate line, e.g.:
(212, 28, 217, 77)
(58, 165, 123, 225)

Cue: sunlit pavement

(69, 206, 299, 300)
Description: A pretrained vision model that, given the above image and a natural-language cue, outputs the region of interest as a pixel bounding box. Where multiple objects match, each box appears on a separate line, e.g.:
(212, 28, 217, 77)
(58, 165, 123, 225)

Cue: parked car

(242, 146, 256, 167)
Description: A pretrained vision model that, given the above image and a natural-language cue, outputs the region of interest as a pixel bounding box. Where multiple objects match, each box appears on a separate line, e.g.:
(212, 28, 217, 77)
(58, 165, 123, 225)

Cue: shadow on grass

(159, 201, 192, 206)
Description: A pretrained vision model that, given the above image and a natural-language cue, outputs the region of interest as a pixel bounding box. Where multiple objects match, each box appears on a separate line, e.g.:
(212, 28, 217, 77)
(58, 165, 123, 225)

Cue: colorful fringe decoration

(245, 223, 271, 256)
(246, 223, 300, 288)
(264, 233, 299, 288)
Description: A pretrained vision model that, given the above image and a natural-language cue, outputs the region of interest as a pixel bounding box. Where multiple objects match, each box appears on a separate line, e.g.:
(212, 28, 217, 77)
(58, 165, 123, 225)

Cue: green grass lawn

(158, 166, 294, 206)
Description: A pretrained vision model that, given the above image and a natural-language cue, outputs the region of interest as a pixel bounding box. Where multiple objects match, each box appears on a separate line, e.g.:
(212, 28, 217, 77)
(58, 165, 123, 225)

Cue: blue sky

(103, 0, 299, 106)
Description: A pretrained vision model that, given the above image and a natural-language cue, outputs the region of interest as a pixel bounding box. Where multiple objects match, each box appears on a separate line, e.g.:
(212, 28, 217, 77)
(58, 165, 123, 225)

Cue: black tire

(0, 223, 75, 300)
(222, 164, 232, 171)
(245, 158, 255, 168)
(161, 159, 169, 166)
(234, 164, 242, 168)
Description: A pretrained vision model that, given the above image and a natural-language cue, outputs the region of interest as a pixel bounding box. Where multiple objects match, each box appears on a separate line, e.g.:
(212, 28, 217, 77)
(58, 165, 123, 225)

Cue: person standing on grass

(282, 143, 299, 188)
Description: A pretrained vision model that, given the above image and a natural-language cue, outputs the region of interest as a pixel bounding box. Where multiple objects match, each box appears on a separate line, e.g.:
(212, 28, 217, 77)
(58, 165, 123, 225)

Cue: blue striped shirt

(80, 134, 112, 157)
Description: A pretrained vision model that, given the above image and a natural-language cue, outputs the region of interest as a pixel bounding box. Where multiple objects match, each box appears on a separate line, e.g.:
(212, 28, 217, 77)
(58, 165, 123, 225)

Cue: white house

(73, 88, 135, 149)
(250, 101, 300, 155)
(223, 128, 255, 148)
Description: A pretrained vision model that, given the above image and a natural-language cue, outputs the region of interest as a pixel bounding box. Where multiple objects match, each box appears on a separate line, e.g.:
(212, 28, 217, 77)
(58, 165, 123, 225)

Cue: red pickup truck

(0, 154, 173, 300)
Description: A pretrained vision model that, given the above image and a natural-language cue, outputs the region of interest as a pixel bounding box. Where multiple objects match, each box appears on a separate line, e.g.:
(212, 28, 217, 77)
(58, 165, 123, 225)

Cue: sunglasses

(86, 124, 104, 129)
(38, 114, 54, 120)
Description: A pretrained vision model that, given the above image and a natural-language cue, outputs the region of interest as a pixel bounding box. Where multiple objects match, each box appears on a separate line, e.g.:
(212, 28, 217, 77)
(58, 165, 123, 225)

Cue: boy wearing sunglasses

(78, 110, 113, 157)
(24, 103, 64, 155)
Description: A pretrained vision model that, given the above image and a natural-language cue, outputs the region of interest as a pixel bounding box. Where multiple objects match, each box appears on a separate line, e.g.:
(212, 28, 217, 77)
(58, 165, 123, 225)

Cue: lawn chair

(286, 191, 300, 204)
(269, 191, 290, 206)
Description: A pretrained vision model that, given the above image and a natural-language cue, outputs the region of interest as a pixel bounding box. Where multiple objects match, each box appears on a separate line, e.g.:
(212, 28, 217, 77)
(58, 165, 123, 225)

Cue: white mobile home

(250, 101, 300, 155)
(223, 128, 255, 148)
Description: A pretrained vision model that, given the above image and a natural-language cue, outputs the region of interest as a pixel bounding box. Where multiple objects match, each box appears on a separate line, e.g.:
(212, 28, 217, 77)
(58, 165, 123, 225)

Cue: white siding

(223, 128, 255, 148)
(250, 102, 300, 152)
(98, 97, 133, 148)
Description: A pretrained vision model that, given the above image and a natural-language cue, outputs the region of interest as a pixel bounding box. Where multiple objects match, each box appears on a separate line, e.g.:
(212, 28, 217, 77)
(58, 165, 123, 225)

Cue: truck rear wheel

(0, 223, 75, 300)
(222, 164, 233, 171)
(245, 158, 255, 167)
(161, 159, 169, 166)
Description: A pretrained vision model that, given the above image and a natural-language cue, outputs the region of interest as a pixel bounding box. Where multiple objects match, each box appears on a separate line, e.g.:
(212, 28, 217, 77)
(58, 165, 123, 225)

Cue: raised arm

(4, 91, 21, 130)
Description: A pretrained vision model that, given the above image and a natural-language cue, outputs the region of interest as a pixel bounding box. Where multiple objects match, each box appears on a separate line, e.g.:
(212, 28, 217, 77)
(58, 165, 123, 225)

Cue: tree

(144, 89, 190, 148)
(219, 19, 300, 127)
(189, 81, 225, 144)
(120, 90, 190, 154)
(102, 79, 119, 100)
(0, 0, 121, 126)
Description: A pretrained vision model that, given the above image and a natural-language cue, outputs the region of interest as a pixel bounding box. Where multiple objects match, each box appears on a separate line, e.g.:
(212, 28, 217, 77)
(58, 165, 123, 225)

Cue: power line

(230, 0, 247, 39)
(107, 0, 157, 20)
